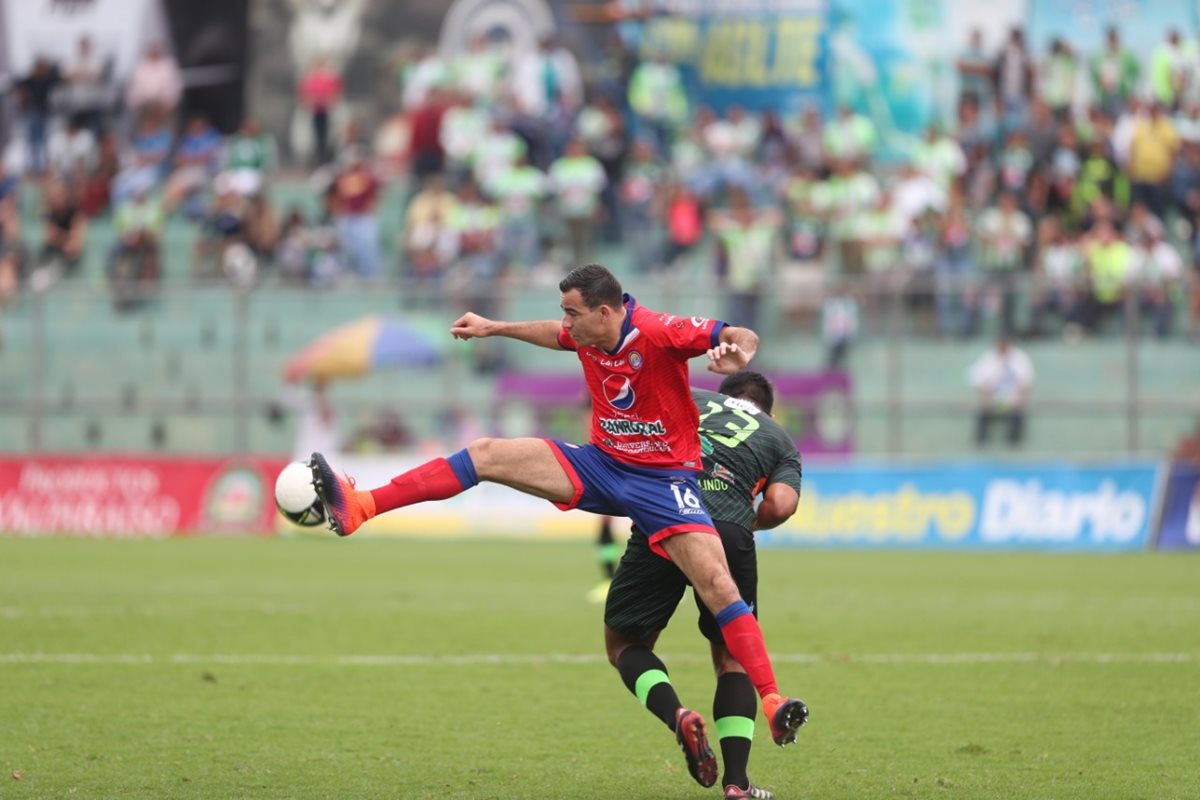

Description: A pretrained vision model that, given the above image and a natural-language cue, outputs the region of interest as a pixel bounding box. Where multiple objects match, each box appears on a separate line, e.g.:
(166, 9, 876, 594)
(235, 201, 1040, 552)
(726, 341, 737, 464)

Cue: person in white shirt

(1133, 228, 1185, 338)
(968, 336, 1034, 446)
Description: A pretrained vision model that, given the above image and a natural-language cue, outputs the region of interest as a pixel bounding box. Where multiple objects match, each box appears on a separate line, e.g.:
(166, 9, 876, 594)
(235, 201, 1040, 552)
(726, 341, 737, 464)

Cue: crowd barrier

(1, 455, 1196, 551)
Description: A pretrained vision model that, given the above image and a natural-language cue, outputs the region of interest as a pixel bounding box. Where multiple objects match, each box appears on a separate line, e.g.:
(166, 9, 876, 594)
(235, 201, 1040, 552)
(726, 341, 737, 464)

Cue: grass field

(1, 536, 1197, 799)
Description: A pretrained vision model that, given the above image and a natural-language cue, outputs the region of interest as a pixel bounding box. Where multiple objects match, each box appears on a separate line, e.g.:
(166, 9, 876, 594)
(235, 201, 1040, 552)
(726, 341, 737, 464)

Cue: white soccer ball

(274, 461, 327, 527)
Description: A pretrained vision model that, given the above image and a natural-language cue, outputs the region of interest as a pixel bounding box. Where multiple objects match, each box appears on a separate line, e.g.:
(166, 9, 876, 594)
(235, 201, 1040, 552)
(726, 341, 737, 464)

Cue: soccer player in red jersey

(308, 264, 807, 786)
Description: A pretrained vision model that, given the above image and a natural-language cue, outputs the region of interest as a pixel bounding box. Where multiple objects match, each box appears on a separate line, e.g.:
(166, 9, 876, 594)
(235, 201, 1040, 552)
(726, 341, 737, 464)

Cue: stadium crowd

(2, 22, 1200, 343)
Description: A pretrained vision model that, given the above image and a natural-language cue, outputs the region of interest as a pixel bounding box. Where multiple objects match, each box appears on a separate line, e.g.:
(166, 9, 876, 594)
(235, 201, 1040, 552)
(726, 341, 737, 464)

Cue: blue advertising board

(640, 0, 830, 115)
(759, 462, 1158, 551)
(1155, 462, 1200, 551)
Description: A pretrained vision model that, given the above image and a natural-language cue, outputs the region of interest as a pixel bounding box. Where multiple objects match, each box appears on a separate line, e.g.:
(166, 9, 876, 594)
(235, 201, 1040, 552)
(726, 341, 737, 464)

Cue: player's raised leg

(661, 531, 809, 746)
(309, 438, 576, 536)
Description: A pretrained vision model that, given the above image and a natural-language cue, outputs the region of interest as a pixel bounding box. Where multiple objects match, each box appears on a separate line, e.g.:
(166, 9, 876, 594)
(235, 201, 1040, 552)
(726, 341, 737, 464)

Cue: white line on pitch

(0, 652, 1196, 666)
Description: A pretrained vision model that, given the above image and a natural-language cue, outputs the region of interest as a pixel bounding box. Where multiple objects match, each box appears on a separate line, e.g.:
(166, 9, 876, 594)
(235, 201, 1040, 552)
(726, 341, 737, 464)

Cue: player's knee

(695, 567, 741, 611)
(465, 437, 501, 470)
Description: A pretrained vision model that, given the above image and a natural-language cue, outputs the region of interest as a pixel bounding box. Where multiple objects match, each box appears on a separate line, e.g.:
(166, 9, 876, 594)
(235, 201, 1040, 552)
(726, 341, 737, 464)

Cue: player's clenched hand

(706, 341, 748, 374)
(450, 312, 493, 340)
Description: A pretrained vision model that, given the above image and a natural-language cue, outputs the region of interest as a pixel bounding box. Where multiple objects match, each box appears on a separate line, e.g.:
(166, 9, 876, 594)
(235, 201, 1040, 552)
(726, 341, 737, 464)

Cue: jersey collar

(603, 293, 640, 356)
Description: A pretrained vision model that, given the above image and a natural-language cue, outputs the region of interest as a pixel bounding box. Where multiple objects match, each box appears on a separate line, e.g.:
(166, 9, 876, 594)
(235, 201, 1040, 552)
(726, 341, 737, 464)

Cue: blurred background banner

(640, 0, 830, 116)
(1028, 0, 1200, 57)
(760, 461, 1159, 550)
(1155, 462, 1200, 550)
(0, 456, 286, 537)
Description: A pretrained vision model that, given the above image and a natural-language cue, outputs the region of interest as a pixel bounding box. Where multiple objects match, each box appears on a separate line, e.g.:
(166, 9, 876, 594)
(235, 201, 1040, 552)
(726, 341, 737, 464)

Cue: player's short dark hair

(718, 371, 775, 415)
(559, 264, 623, 310)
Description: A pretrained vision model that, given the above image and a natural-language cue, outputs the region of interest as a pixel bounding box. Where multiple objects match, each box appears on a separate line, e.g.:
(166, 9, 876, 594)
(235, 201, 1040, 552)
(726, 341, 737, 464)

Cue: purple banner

(1156, 462, 1200, 551)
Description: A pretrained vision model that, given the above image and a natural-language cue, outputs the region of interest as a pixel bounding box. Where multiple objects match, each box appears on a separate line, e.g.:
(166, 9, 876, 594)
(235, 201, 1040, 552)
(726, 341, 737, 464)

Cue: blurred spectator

(628, 51, 688, 154)
(968, 335, 1034, 447)
(1090, 26, 1140, 116)
(38, 180, 87, 278)
(0, 169, 22, 306)
(549, 138, 607, 264)
(408, 86, 451, 180)
(974, 190, 1032, 336)
(1074, 138, 1130, 220)
(510, 35, 583, 166)
(1131, 226, 1185, 338)
(489, 154, 547, 270)
(821, 282, 858, 369)
(110, 188, 163, 311)
(1081, 219, 1134, 333)
(788, 105, 825, 171)
(400, 45, 447, 111)
(708, 188, 782, 330)
(618, 140, 664, 272)
(453, 35, 505, 104)
(1172, 141, 1200, 218)
(661, 181, 703, 268)
(1040, 38, 1078, 121)
(823, 104, 877, 165)
(913, 124, 966, 194)
(993, 27, 1035, 130)
(575, 92, 626, 238)
(439, 91, 489, 181)
(1028, 217, 1084, 338)
(935, 194, 976, 337)
(298, 55, 344, 167)
(194, 182, 246, 281)
(112, 113, 173, 205)
(164, 114, 223, 215)
(62, 35, 112, 134)
(125, 41, 182, 119)
(79, 133, 120, 217)
(15, 57, 61, 174)
(1129, 102, 1179, 218)
(330, 148, 382, 280)
(956, 28, 993, 110)
(471, 114, 526, 189)
(1150, 28, 1198, 112)
(220, 118, 278, 198)
(46, 117, 98, 179)
(402, 189, 458, 299)
(1123, 202, 1165, 247)
(1174, 101, 1200, 145)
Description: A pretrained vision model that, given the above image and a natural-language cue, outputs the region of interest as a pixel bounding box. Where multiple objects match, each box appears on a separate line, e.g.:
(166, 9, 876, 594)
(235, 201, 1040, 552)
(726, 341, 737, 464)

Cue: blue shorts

(546, 440, 717, 558)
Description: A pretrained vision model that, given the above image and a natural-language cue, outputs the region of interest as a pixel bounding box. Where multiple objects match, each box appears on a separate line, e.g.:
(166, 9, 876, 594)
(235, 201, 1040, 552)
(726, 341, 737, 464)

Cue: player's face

(560, 289, 610, 348)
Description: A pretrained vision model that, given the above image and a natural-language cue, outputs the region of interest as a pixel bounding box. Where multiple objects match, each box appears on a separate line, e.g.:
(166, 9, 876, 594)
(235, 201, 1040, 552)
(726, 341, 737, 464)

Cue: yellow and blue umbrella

(283, 315, 442, 383)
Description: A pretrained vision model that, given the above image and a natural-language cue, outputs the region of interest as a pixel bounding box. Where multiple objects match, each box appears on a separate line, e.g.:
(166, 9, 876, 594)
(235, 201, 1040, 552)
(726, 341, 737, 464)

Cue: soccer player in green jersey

(605, 371, 804, 800)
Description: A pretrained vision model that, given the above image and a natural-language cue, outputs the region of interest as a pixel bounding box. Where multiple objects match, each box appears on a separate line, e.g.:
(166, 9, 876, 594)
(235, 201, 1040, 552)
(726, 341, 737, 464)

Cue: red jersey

(557, 294, 725, 470)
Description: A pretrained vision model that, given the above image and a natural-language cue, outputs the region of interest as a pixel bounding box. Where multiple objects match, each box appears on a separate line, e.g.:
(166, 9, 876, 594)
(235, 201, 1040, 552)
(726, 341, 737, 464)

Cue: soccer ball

(274, 461, 327, 527)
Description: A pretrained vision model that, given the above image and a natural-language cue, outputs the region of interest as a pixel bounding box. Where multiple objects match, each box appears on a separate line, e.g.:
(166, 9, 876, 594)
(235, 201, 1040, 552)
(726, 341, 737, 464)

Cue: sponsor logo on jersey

(691, 316, 708, 327)
(599, 417, 667, 437)
(629, 351, 643, 370)
(602, 375, 637, 410)
(711, 463, 736, 484)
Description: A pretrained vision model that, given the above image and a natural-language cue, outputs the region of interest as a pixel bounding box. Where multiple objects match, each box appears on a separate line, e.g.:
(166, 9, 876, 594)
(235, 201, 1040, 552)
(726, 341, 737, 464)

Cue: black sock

(713, 671, 757, 789)
(598, 518, 618, 580)
(616, 646, 681, 729)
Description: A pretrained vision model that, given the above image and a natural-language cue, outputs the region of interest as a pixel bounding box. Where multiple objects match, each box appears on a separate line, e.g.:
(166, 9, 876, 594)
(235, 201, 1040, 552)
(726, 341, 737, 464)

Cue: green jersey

(692, 388, 803, 531)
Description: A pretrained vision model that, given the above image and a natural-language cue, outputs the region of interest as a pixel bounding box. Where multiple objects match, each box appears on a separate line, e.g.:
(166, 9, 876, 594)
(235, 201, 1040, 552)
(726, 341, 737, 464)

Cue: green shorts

(604, 520, 759, 643)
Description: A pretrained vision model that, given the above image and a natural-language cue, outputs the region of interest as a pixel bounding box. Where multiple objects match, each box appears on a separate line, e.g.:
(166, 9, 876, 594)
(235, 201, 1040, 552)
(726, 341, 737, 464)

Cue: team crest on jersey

(602, 375, 637, 410)
(629, 351, 643, 370)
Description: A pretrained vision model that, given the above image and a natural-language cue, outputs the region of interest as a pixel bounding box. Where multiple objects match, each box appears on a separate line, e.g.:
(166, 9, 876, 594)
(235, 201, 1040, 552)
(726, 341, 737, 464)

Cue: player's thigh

(660, 529, 740, 614)
(695, 522, 758, 645)
(605, 527, 689, 641)
(466, 437, 575, 503)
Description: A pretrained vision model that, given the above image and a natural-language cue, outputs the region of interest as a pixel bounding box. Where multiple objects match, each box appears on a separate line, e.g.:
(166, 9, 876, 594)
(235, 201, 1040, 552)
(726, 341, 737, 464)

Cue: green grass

(1, 537, 1197, 799)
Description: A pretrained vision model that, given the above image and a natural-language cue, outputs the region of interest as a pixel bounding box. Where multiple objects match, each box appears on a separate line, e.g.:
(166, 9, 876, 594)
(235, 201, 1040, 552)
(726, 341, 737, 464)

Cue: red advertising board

(0, 457, 288, 537)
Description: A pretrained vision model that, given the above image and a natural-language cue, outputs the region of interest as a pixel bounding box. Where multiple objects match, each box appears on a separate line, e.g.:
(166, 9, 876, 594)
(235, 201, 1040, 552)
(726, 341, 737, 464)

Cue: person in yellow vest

(1081, 219, 1135, 334)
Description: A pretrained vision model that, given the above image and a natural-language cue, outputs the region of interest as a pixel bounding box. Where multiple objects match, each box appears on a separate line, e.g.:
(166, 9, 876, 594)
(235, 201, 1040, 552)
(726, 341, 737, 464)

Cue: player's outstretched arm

(755, 483, 800, 530)
(450, 313, 566, 350)
(705, 325, 759, 374)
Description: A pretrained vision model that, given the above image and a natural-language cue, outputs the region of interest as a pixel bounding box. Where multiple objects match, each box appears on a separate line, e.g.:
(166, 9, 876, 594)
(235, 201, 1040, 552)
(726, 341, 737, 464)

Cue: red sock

(720, 613, 779, 698)
(369, 458, 470, 513)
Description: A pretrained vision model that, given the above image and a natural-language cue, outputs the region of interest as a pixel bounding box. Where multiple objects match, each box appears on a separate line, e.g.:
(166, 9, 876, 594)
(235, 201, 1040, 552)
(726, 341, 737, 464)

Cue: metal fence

(0, 274, 1197, 458)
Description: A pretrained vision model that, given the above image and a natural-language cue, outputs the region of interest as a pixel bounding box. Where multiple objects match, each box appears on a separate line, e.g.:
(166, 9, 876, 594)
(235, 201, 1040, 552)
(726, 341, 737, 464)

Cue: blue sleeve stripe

(447, 449, 480, 489)
(709, 321, 726, 350)
(716, 599, 752, 628)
